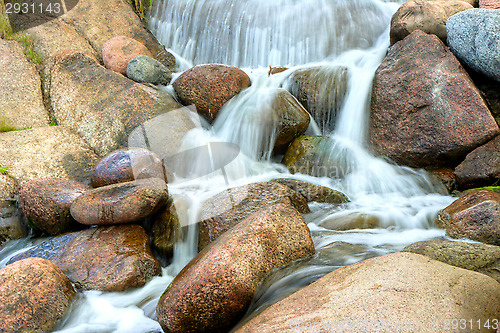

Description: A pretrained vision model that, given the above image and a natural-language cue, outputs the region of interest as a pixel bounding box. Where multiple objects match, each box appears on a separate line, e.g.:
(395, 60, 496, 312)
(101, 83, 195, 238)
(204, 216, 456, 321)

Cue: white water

(1, 0, 457, 332)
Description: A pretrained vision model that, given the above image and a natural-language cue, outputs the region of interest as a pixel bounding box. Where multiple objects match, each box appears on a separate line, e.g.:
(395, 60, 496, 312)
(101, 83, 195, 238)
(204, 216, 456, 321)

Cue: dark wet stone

(18, 178, 89, 235)
(8, 225, 161, 292)
(271, 178, 349, 204)
(71, 178, 168, 226)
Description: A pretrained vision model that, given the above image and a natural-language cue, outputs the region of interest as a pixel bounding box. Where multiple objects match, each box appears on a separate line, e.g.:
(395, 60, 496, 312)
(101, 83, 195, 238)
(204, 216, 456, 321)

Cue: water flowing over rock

(390, 0, 472, 45)
(320, 212, 381, 231)
(91, 147, 167, 188)
(18, 178, 88, 235)
(0, 126, 99, 186)
(0, 258, 76, 333)
(144, 199, 180, 261)
(71, 178, 168, 226)
(447, 9, 500, 82)
(454, 136, 500, 189)
(127, 54, 172, 85)
(435, 189, 500, 245)
(369, 30, 499, 168)
(8, 225, 161, 292)
(285, 66, 348, 133)
(156, 203, 315, 333)
(271, 178, 349, 204)
(102, 36, 152, 75)
(50, 50, 181, 156)
(404, 239, 500, 284)
(172, 64, 251, 122)
(236, 252, 500, 333)
(198, 181, 310, 250)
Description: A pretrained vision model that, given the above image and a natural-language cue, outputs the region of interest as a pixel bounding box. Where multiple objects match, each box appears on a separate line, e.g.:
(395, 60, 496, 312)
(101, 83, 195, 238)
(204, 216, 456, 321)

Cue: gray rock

(127, 55, 172, 85)
(447, 9, 500, 82)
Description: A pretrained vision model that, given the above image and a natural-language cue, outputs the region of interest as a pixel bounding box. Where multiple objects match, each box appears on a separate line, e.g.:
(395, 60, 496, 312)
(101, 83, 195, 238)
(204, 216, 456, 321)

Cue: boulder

(435, 189, 500, 245)
(0, 175, 25, 245)
(198, 181, 310, 250)
(127, 54, 172, 85)
(271, 178, 349, 204)
(71, 178, 168, 226)
(320, 212, 380, 231)
(390, 0, 472, 45)
(403, 239, 500, 283)
(0, 258, 76, 333)
(469, 71, 500, 126)
(454, 136, 500, 188)
(285, 66, 348, 133)
(0, 39, 48, 130)
(18, 178, 88, 235)
(91, 147, 167, 188)
(447, 9, 500, 82)
(172, 64, 251, 122)
(102, 36, 152, 75)
(479, 0, 500, 10)
(0, 126, 99, 186)
(49, 50, 181, 156)
(8, 225, 161, 291)
(428, 168, 458, 193)
(369, 30, 499, 168)
(236, 252, 500, 333)
(156, 204, 315, 333)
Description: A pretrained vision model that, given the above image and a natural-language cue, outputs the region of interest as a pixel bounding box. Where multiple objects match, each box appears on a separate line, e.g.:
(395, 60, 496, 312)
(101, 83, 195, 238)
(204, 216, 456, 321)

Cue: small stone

(102, 36, 152, 75)
(127, 55, 172, 85)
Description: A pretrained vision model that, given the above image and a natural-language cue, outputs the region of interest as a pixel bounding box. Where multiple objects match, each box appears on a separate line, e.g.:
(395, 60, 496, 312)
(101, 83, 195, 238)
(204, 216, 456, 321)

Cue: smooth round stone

(91, 147, 167, 188)
(18, 178, 88, 235)
(102, 36, 152, 75)
(127, 55, 172, 85)
(71, 178, 169, 225)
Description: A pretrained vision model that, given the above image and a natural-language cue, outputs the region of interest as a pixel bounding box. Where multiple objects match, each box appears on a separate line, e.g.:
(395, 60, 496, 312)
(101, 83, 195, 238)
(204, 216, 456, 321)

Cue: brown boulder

(102, 36, 152, 75)
(0, 258, 76, 333)
(156, 203, 315, 333)
(71, 178, 168, 226)
(172, 64, 251, 122)
(271, 178, 349, 204)
(91, 147, 167, 188)
(9, 225, 160, 291)
(198, 181, 310, 250)
(320, 212, 380, 231)
(435, 189, 500, 245)
(454, 136, 500, 188)
(369, 30, 499, 168)
(236, 252, 500, 333)
(18, 178, 88, 235)
(390, 0, 472, 45)
(480, 0, 500, 8)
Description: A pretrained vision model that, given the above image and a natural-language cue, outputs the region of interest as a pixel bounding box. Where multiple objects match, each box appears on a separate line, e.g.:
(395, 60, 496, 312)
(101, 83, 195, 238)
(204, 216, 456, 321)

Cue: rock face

(0, 126, 99, 186)
(403, 240, 500, 284)
(157, 204, 315, 333)
(102, 36, 152, 75)
(0, 39, 48, 129)
(479, 0, 500, 8)
(435, 189, 500, 245)
(285, 66, 348, 133)
(50, 50, 181, 156)
(145, 199, 181, 261)
(198, 181, 310, 250)
(91, 148, 167, 188)
(271, 178, 349, 204)
(18, 178, 88, 235)
(172, 64, 251, 122)
(369, 30, 499, 168)
(0, 175, 25, 244)
(0, 258, 76, 333)
(454, 136, 500, 188)
(390, 0, 472, 45)
(9, 225, 160, 291)
(447, 9, 500, 82)
(127, 55, 172, 85)
(236, 252, 500, 333)
(71, 178, 168, 226)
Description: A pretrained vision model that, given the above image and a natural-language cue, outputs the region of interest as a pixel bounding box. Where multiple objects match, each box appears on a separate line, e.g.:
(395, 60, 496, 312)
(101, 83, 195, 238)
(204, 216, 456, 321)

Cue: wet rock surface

(0, 257, 76, 333)
(271, 178, 349, 204)
(9, 225, 161, 292)
(0, 175, 24, 245)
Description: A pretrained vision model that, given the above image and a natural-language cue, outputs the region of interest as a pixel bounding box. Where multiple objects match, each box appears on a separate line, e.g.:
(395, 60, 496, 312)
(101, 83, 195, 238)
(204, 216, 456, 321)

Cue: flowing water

(0, 0, 457, 332)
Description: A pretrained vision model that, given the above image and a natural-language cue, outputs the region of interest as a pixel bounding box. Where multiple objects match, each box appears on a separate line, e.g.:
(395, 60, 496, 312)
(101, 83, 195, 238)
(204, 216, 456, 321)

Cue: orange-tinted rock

(8, 225, 160, 292)
(102, 36, 152, 75)
(480, 0, 500, 9)
(18, 178, 88, 235)
(454, 136, 500, 189)
(369, 30, 499, 168)
(172, 64, 251, 122)
(91, 147, 168, 188)
(156, 204, 315, 333)
(71, 178, 168, 226)
(435, 189, 500, 245)
(198, 181, 310, 251)
(0, 258, 75, 332)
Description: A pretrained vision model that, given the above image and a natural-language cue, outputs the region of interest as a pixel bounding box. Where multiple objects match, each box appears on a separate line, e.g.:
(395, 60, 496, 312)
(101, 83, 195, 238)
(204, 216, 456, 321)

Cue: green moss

(0, 166, 8, 175)
(49, 120, 58, 126)
(466, 186, 500, 193)
(0, 119, 32, 132)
